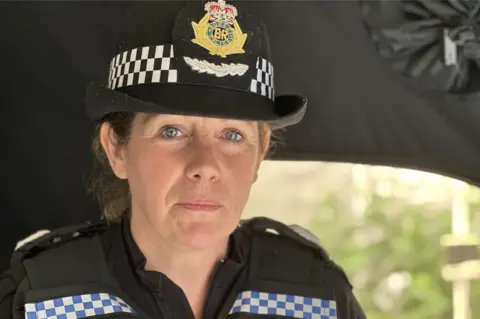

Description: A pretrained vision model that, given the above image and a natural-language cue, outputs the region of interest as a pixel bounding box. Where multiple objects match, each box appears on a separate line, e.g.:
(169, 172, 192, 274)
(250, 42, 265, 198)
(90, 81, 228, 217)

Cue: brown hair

(86, 112, 274, 222)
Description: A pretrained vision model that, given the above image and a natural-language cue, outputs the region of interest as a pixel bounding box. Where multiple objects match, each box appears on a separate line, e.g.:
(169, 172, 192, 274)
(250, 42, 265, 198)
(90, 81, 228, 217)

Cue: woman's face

(102, 113, 267, 249)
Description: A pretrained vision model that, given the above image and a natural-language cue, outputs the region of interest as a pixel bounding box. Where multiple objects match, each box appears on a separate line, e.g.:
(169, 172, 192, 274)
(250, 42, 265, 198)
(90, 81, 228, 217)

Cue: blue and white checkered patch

(228, 290, 337, 319)
(25, 293, 136, 319)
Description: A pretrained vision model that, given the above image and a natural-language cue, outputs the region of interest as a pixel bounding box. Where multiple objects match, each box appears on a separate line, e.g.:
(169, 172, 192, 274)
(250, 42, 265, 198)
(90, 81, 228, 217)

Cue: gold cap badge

(191, 0, 247, 58)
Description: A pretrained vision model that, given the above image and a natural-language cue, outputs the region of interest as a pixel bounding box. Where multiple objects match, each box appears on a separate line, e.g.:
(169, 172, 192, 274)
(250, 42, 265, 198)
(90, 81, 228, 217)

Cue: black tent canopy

(2, 1, 480, 270)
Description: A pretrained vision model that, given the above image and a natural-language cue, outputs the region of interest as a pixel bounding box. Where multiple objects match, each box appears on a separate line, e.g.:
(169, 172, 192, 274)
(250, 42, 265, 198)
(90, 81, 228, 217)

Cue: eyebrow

(142, 113, 160, 126)
(141, 113, 257, 132)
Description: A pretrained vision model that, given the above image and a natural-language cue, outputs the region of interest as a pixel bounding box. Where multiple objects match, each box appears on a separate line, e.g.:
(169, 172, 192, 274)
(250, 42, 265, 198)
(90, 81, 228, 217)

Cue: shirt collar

(121, 214, 248, 290)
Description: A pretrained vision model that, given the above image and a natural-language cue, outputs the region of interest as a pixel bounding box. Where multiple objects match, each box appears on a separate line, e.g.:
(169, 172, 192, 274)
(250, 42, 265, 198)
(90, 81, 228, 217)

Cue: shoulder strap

(10, 221, 114, 289)
(23, 233, 117, 290)
(10, 221, 153, 319)
(10, 222, 134, 315)
(8, 221, 110, 293)
(240, 217, 330, 258)
(11, 220, 108, 270)
(217, 217, 353, 318)
(239, 216, 352, 287)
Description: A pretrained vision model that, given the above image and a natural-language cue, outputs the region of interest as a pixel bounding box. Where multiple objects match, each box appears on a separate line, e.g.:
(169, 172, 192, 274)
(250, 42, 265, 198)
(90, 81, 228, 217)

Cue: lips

(177, 200, 222, 212)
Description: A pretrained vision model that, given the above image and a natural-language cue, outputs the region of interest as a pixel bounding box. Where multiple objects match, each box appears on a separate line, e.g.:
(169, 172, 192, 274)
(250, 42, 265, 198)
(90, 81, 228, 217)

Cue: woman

(89, 111, 273, 318)
(0, 1, 366, 318)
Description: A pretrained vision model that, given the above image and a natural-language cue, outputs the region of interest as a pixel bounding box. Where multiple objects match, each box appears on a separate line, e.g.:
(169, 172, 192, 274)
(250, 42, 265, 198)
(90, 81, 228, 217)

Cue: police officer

(0, 1, 367, 318)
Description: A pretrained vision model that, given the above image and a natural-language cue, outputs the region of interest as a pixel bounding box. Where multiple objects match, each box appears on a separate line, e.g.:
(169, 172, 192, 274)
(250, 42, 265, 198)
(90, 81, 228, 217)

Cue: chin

(180, 234, 224, 250)
(174, 218, 235, 250)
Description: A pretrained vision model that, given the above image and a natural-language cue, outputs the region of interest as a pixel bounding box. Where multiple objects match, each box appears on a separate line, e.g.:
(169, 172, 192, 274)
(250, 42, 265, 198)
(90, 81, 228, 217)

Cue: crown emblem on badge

(191, 0, 247, 58)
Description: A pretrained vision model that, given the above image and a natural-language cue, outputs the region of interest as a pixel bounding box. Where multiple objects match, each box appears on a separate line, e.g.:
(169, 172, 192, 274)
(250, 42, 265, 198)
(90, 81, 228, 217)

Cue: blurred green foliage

(308, 192, 480, 319)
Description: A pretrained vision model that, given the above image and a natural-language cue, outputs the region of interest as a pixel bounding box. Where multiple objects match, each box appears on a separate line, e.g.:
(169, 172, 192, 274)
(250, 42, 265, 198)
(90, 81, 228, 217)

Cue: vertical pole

(453, 281, 470, 319)
(451, 180, 470, 319)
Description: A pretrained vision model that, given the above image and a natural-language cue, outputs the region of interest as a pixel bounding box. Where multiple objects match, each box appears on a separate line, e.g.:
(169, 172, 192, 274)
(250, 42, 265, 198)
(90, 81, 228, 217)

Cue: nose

(185, 140, 221, 184)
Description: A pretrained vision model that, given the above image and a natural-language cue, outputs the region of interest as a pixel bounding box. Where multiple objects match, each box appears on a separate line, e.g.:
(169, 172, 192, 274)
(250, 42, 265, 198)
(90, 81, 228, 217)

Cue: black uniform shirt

(101, 217, 249, 319)
(0, 217, 368, 319)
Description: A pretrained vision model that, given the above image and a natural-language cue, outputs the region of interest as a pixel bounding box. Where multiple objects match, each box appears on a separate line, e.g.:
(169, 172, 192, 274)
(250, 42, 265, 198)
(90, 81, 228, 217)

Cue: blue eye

(225, 130, 244, 143)
(161, 126, 183, 138)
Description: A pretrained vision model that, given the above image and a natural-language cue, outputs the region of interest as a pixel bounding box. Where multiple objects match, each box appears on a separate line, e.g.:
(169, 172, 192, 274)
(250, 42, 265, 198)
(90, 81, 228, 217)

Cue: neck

(129, 212, 229, 317)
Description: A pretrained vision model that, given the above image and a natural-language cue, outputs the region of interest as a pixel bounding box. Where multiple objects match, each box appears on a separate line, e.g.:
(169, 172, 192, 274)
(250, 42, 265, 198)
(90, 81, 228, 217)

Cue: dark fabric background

(1, 1, 480, 271)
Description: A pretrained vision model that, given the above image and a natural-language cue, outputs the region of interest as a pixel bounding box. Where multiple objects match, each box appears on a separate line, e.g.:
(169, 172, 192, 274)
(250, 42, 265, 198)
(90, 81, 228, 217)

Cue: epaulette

(11, 220, 108, 267)
(239, 216, 353, 288)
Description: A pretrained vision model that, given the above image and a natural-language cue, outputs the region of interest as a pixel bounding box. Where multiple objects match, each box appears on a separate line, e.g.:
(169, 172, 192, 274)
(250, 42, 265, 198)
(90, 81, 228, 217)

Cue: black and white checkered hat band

(250, 57, 274, 100)
(108, 45, 177, 90)
(107, 45, 275, 100)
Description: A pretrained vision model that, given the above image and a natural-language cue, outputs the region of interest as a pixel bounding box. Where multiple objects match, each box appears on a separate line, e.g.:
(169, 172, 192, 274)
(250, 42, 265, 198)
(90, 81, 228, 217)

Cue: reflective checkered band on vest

(25, 293, 136, 319)
(228, 290, 337, 319)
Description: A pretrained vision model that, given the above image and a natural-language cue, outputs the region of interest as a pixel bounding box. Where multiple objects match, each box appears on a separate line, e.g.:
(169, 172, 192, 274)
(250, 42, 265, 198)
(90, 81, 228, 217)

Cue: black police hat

(85, 1, 307, 130)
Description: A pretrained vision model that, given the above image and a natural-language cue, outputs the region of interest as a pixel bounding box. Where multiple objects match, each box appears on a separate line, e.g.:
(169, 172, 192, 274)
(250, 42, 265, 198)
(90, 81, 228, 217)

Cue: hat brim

(84, 82, 307, 130)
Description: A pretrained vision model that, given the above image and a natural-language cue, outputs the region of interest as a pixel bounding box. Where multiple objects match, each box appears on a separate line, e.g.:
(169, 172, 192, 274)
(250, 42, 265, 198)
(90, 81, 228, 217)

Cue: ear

(253, 156, 263, 183)
(262, 130, 271, 158)
(99, 122, 128, 179)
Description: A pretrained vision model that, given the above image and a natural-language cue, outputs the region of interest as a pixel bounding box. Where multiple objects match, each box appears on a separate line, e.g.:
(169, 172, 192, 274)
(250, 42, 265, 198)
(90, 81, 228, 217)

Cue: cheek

(225, 155, 258, 208)
(125, 145, 182, 205)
